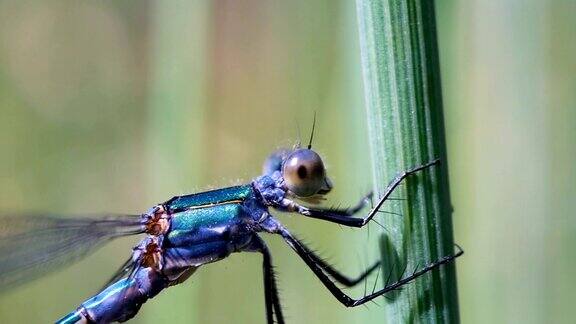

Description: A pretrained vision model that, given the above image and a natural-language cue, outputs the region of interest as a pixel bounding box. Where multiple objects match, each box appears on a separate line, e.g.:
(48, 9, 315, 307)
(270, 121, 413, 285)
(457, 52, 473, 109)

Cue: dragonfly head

(263, 148, 333, 199)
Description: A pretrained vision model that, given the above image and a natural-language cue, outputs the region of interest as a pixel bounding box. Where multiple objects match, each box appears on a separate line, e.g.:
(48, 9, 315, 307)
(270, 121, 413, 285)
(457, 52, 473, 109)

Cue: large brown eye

(282, 149, 326, 197)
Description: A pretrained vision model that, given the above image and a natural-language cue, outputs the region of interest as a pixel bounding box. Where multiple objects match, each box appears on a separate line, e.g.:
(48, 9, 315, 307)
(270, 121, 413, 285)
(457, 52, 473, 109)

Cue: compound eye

(282, 149, 326, 197)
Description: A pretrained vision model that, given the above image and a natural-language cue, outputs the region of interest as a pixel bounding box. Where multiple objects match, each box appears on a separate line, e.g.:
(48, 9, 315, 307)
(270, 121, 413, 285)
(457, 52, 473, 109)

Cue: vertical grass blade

(145, 1, 210, 323)
(355, 0, 460, 322)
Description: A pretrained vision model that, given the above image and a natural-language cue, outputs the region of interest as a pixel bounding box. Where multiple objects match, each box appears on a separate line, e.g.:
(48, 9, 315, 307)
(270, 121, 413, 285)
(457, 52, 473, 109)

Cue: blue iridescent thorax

(166, 203, 247, 247)
(158, 184, 270, 276)
(164, 184, 255, 213)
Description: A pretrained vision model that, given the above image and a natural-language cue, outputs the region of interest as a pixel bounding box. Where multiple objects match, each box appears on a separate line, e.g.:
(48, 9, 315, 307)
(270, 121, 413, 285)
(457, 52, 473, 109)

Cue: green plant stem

(355, 0, 459, 322)
(145, 1, 209, 323)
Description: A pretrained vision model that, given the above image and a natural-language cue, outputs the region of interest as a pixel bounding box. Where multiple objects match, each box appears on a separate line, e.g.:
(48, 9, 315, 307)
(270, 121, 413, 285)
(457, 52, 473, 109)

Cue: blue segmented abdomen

(56, 267, 168, 323)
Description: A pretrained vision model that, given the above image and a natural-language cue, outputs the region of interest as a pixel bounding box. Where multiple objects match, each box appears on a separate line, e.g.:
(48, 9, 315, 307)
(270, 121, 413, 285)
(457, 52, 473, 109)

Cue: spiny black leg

(251, 235, 284, 324)
(328, 191, 373, 216)
(286, 159, 439, 227)
(300, 243, 380, 287)
(279, 229, 462, 307)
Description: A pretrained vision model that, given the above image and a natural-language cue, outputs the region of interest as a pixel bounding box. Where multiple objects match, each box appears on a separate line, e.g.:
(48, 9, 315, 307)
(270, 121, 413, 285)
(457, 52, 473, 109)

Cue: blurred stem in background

(356, 0, 459, 322)
(445, 1, 575, 323)
(1, 1, 575, 323)
(145, 1, 210, 322)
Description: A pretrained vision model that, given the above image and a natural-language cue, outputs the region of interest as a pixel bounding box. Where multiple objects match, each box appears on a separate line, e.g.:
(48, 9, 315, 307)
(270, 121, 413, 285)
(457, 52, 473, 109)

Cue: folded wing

(0, 214, 143, 291)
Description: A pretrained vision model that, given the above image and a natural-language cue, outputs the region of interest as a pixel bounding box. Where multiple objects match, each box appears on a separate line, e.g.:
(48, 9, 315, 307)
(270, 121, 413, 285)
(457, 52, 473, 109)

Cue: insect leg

(300, 243, 380, 287)
(277, 228, 462, 307)
(245, 235, 284, 324)
(281, 159, 439, 227)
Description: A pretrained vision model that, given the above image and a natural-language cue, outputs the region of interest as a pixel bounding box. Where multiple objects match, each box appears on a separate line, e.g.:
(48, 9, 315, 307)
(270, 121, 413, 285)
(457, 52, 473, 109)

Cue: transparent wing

(0, 214, 143, 291)
(100, 256, 137, 289)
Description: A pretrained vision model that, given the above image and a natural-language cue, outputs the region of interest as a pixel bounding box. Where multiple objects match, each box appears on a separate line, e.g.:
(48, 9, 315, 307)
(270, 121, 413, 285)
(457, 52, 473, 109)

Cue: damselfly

(0, 131, 462, 323)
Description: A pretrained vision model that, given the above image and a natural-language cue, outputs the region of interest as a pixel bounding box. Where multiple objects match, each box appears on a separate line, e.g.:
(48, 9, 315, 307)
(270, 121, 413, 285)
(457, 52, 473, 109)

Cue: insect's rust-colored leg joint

(142, 205, 170, 236)
(134, 236, 164, 272)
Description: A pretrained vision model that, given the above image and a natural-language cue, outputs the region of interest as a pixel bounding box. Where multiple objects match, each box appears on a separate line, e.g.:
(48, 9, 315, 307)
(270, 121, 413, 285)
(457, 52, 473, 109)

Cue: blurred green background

(0, 1, 574, 323)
